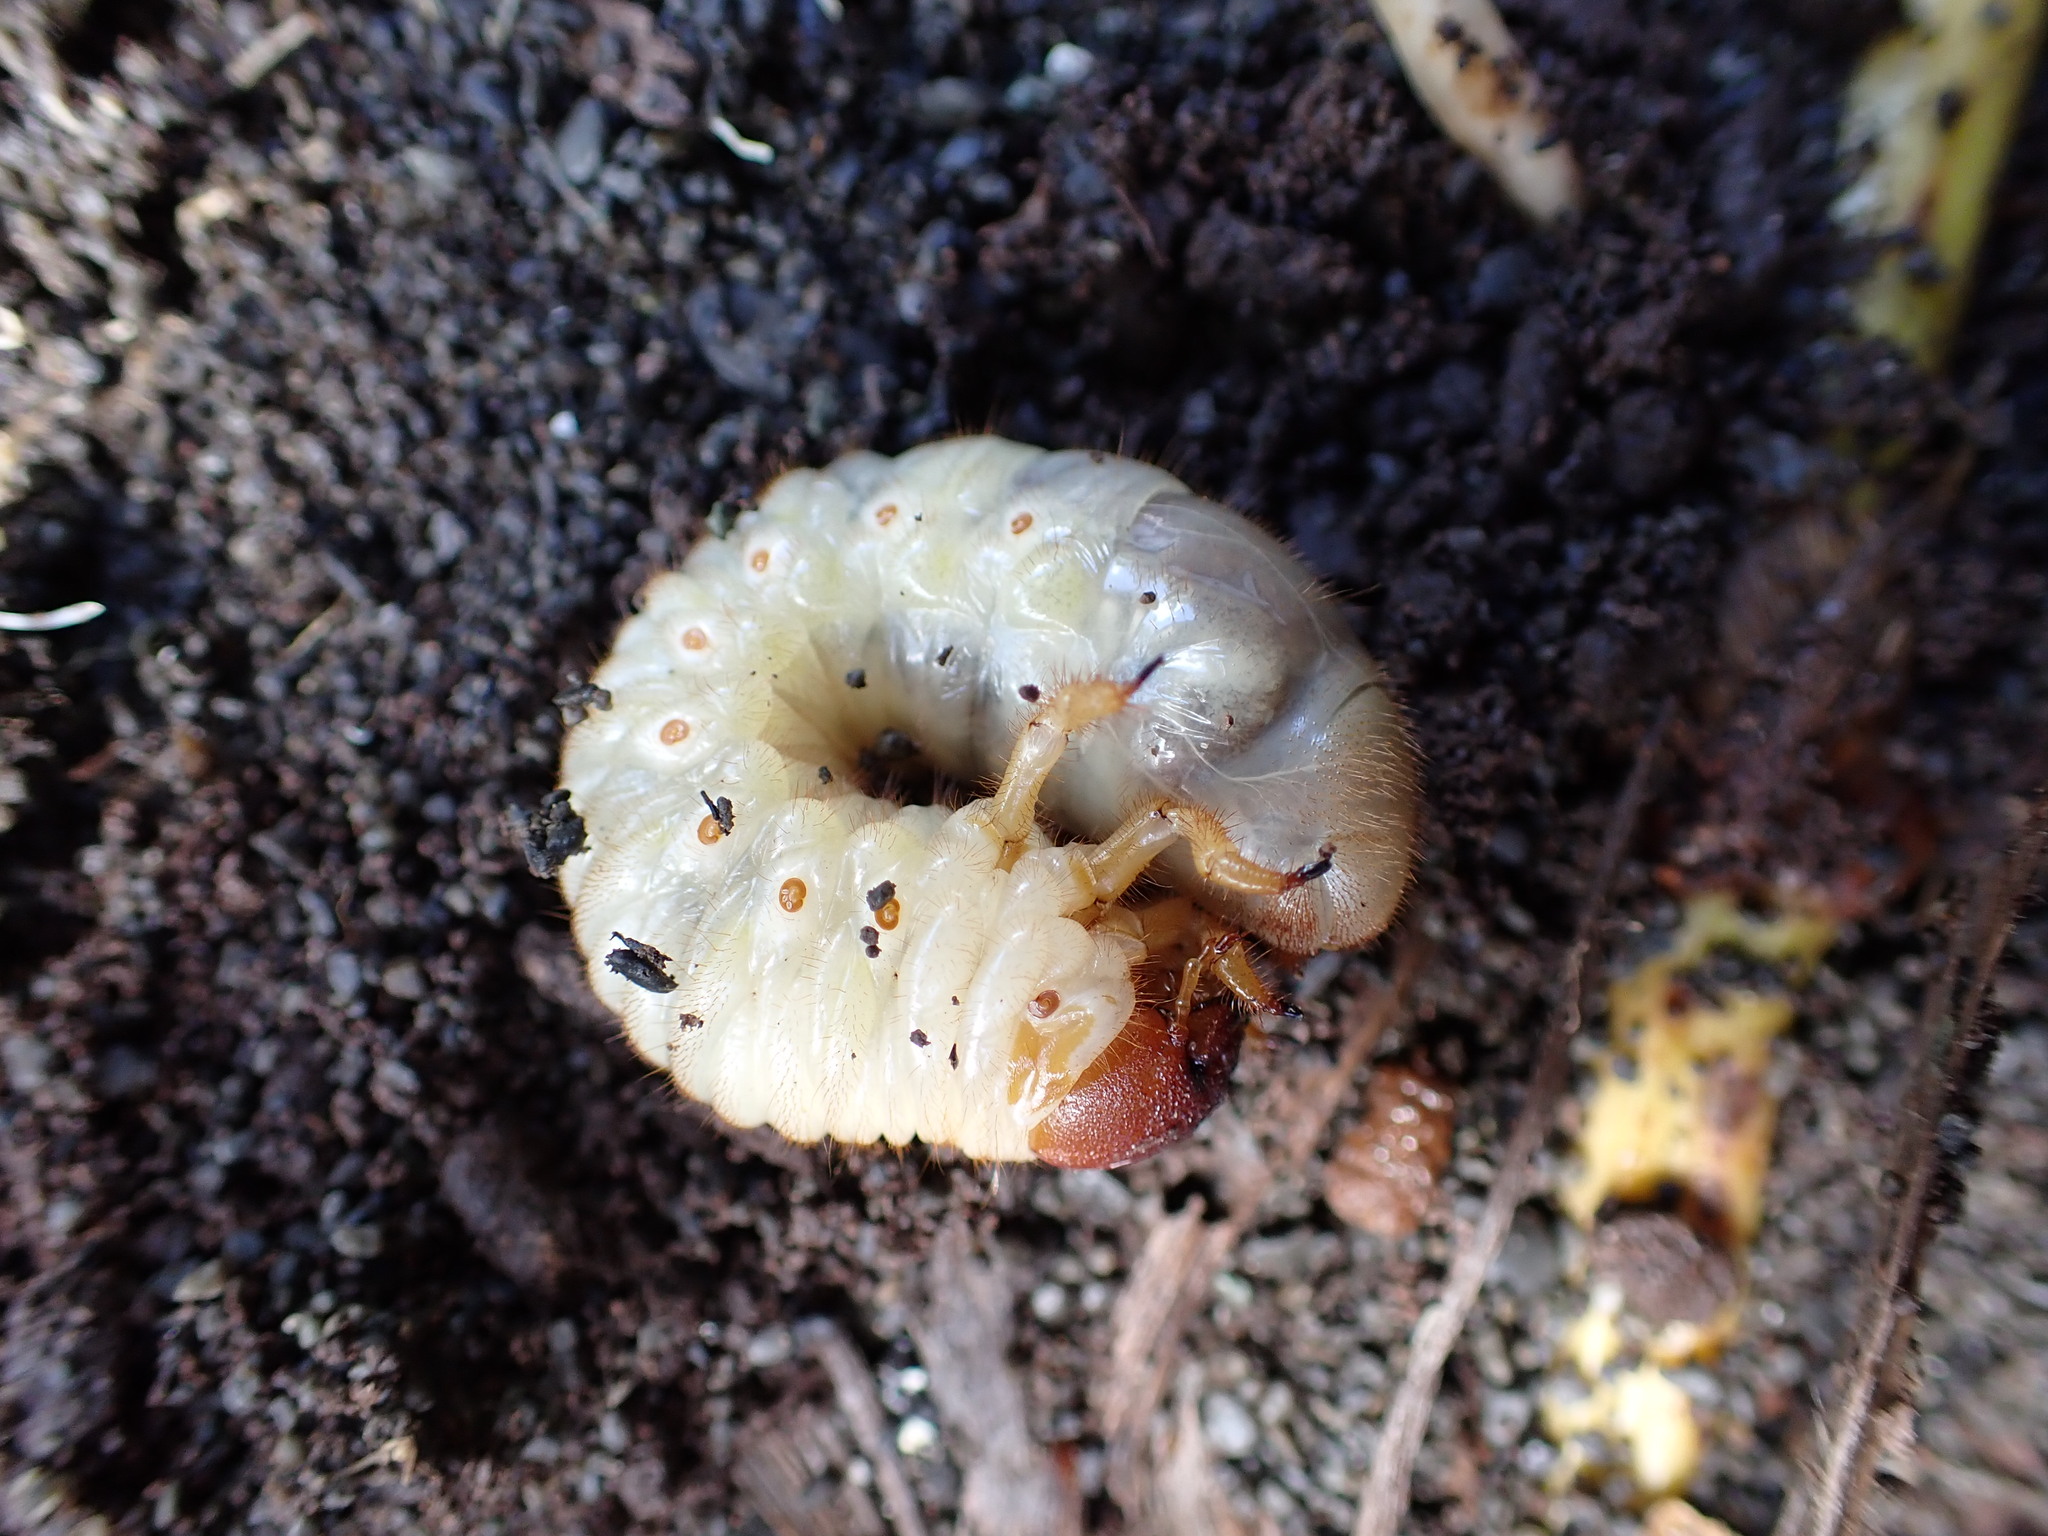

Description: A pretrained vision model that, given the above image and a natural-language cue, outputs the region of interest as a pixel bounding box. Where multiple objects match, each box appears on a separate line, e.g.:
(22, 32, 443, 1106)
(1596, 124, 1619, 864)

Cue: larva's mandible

(555, 437, 1417, 1167)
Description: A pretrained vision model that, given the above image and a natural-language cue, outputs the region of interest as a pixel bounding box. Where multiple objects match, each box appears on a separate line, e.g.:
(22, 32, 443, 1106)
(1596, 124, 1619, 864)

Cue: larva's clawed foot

(1161, 922, 1278, 1024)
(1286, 843, 1339, 889)
(1165, 804, 1323, 900)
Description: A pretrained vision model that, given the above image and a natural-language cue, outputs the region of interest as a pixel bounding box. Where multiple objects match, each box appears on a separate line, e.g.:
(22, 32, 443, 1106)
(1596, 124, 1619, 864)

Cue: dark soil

(0, 0, 2043, 1531)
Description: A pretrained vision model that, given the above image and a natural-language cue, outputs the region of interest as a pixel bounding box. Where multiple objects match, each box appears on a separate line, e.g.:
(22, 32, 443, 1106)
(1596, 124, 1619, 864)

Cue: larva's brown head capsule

(1029, 997, 1244, 1169)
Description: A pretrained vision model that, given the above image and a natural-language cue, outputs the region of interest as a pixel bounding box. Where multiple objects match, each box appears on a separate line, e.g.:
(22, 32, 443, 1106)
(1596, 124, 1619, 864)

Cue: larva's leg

(1209, 935, 1282, 1016)
(1163, 921, 1280, 1023)
(1074, 805, 1183, 901)
(1125, 898, 1283, 1021)
(984, 661, 1164, 850)
(1166, 802, 1336, 897)
(1079, 800, 1334, 906)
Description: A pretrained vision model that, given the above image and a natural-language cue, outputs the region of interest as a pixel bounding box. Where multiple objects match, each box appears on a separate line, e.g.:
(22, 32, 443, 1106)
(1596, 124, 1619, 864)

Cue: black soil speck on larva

(0, 0, 2042, 1531)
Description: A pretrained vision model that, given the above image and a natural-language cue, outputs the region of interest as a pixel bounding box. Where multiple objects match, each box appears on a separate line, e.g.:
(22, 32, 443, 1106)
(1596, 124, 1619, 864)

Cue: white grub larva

(555, 436, 1418, 1166)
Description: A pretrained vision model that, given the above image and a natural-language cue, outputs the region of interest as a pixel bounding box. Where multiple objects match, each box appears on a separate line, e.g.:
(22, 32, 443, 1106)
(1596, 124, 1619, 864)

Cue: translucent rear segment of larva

(555, 436, 1419, 1164)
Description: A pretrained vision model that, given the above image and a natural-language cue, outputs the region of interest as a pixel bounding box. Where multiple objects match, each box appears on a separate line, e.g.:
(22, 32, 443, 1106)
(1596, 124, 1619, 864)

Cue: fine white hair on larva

(553, 435, 1419, 1166)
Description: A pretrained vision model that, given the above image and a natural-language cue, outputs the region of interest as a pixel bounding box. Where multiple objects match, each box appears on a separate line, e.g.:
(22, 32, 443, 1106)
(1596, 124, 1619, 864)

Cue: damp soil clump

(0, 0, 2044, 1531)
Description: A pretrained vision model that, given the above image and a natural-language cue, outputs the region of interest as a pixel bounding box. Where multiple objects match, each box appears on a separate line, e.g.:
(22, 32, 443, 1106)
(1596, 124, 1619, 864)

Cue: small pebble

(1212, 1271, 1254, 1309)
(380, 959, 427, 1000)
(935, 132, 984, 173)
(1481, 1388, 1533, 1448)
(458, 62, 515, 126)
(1030, 1282, 1070, 1325)
(325, 950, 363, 1003)
(895, 1414, 938, 1456)
(555, 96, 610, 185)
(1257, 1480, 1299, 1520)
(173, 1259, 227, 1304)
(329, 1224, 382, 1260)
(2, 1034, 53, 1093)
(1468, 244, 1537, 316)
(1044, 42, 1096, 85)
(1517, 1437, 1557, 1475)
(1257, 1381, 1294, 1426)
(1202, 1392, 1259, 1459)
(1003, 75, 1057, 113)
(744, 1325, 792, 1368)
(894, 279, 932, 326)
(1490, 1207, 1560, 1298)
(97, 1045, 159, 1099)
(548, 410, 580, 441)
(913, 77, 988, 128)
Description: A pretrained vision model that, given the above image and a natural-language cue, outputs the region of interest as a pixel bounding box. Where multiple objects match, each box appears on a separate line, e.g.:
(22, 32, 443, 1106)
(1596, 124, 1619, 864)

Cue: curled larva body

(556, 436, 1417, 1164)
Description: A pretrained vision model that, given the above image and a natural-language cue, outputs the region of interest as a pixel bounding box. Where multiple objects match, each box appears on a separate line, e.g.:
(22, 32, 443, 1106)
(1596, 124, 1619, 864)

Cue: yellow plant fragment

(1542, 1365, 1703, 1499)
(1643, 1498, 1743, 1536)
(1562, 1282, 1626, 1379)
(1561, 892, 1835, 1247)
(1541, 893, 1837, 1503)
(1833, 0, 2047, 368)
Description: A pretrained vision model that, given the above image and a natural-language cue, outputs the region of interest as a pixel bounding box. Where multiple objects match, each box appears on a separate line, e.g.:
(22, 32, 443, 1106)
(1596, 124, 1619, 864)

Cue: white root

(708, 113, 775, 165)
(0, 599, 105, 633)
(1367, 0, 1584, 224)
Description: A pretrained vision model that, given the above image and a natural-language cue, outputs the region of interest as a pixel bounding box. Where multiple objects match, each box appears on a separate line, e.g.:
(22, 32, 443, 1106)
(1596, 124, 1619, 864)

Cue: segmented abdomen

(556, 437, 1417, 1155)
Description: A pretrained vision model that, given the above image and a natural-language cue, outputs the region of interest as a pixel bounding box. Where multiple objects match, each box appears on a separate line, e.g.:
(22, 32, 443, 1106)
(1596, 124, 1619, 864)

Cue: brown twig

(1353, 701, 1673, 1536)
(1099, 932, 1430, 1519)
(1734, 448, 1974, 838)
(1772, 788, 2048, 1536)
(800, 1317, 932, 1536)
(1108, 178, 1167, 270)
(912, 1226, 1081, 1536)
